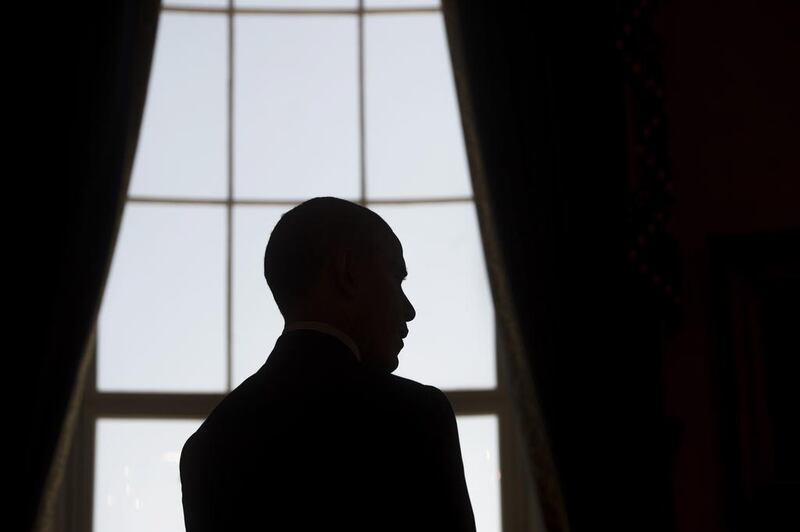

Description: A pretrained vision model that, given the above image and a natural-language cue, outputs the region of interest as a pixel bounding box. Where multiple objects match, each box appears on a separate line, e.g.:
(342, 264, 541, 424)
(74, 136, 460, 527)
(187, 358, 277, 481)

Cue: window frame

(55, 2, 532, 531)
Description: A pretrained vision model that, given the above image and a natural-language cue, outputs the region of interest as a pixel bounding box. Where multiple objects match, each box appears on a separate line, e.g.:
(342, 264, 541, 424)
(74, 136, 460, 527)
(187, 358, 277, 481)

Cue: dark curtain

(22, 2, 161, 530)
(710, 231, 800, 532)
(443, 2, 675, 531)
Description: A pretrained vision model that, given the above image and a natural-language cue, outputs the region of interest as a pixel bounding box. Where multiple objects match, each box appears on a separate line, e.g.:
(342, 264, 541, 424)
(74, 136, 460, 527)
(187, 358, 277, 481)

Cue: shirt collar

(282, 321, 361, 362)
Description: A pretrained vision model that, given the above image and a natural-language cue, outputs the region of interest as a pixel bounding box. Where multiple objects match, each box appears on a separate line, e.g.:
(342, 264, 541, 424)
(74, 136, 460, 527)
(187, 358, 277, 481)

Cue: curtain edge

(441, 3, 571, 532)
(33, 330, 95, 532)
(32, 3, 161, 531)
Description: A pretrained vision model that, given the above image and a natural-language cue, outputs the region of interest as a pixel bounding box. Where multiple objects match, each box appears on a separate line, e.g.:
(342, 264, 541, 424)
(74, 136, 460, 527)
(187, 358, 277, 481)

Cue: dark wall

(657, 1, 800, 530)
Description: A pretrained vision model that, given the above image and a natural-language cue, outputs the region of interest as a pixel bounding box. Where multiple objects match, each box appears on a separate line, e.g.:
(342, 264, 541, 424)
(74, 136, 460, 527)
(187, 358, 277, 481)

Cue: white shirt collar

(282, 321, 361, 362)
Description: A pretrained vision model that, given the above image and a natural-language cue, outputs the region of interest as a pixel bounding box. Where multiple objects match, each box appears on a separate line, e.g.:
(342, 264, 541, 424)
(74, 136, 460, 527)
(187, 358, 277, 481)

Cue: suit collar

(282, 321, 361, 362)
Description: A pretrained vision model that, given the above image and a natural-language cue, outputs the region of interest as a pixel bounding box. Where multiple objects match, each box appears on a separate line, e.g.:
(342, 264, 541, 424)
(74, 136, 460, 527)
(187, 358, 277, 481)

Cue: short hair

(264, 197, 392, 316)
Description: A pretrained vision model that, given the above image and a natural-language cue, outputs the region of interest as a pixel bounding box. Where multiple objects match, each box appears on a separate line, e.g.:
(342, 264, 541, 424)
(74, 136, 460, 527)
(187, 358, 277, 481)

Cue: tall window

(71, 1, 527, 531)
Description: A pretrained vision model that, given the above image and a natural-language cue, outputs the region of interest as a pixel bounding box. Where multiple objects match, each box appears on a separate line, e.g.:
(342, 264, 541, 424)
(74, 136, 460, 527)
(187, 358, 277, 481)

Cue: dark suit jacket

(180, 329, 476, 532)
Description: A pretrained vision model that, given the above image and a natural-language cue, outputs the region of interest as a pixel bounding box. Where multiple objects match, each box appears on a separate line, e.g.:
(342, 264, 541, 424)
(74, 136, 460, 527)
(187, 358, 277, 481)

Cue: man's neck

(283, 320, 361, 362)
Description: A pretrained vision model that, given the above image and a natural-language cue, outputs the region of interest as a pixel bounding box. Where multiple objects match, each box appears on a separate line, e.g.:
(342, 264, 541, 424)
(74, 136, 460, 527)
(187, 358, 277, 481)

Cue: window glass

(129, 13, 227, 199)
(457, 415, 502, 532)
(235, 15, 360, 200)
(364, 13, 470, 199)
(98, 204, 227, 392)
(164, 0, 228, 8)
(94, 419, 201, 532)
(236, 0, 358, 8)
(365, 0, 440, 8)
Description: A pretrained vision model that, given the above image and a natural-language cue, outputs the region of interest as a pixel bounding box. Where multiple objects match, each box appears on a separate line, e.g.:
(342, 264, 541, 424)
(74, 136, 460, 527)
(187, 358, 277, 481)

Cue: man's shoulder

(181, 370, 266, 451)
(366, 372, 454, 420)
(181, 369, 452, 453)
(381, 373, 447, 402)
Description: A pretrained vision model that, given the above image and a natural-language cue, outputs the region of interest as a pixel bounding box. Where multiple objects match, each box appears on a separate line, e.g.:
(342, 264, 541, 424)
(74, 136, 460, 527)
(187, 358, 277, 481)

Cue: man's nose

(404, 292, 416, 322)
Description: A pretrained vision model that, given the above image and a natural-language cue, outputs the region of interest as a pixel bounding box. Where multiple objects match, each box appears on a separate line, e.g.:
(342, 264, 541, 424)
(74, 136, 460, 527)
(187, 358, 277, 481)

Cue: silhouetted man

(180, 197, 476, 531)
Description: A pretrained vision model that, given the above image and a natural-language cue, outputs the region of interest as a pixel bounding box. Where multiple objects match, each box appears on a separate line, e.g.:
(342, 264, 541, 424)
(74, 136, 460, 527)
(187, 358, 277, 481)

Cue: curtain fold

(443, 2, 674, 531)
(25, 2, 161, 530)
(441, 3, 569, 531)
(442, 2, 570, 530)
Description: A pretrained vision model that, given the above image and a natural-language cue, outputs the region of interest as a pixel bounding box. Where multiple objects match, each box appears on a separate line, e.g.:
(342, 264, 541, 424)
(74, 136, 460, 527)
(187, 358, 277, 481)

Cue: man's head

(264, 197, 415, 373)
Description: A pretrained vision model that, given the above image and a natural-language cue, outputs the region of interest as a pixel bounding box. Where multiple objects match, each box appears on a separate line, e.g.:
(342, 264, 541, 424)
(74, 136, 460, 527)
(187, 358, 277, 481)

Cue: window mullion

(358, 0, 366, 205)
(226, 0, 234, 392)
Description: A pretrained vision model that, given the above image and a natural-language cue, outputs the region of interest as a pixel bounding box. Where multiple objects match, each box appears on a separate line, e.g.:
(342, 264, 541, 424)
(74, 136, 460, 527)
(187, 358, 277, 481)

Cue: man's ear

(333, 248, 358, 299)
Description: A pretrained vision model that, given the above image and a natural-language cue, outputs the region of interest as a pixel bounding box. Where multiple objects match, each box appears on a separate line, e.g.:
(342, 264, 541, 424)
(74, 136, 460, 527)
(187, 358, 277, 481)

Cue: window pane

(235, 15, 359, 200)
(94, 419, 201, 532)
(365, 13, 470, 199)
(457, 415, 502, 532)
(129, 13, 227, 199)
(98, 204, 227, 392)
(232, 205, 294, 386)
(365, 0, 440, 8)
(372, 203, 495, 389)
(164, 0, 227, 8)
(236, 0, 357, 7)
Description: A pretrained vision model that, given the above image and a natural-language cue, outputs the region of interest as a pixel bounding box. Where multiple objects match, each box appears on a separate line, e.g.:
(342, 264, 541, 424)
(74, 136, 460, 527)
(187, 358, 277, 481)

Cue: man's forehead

(373, 228, 406, 271)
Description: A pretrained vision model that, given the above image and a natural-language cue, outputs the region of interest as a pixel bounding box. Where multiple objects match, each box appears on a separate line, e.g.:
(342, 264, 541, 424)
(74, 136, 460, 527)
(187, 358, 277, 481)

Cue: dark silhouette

(180, 197, 476, 531)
